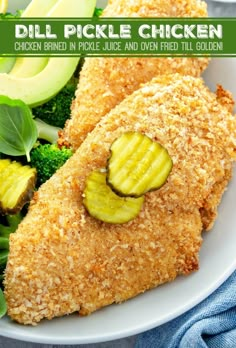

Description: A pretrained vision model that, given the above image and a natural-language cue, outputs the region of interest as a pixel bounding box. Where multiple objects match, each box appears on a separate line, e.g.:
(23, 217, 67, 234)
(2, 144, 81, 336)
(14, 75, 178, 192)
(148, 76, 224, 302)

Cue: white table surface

(1, 1, 236, 347)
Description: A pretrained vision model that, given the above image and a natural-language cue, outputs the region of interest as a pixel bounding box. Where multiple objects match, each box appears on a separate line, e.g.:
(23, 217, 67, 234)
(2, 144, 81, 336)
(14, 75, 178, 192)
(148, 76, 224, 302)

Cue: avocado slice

(0, 57, 15, 73)
(10, 0, 87, 78)
(9, 0, 59, 77)
(0, 0, 96, 106)
(0, 57, 79, 107)
(22, 0, 59, 17)
(10, 58, 49, 78)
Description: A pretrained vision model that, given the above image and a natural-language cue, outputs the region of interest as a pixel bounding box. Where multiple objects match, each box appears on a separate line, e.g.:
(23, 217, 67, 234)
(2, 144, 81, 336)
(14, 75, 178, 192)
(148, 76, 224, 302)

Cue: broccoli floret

(34, 118, 61, 144)
(30, 144, 73, 186)
(0, 10, 23, 19)
(32, 78, 77, 128)
(93, 7, 104, 17)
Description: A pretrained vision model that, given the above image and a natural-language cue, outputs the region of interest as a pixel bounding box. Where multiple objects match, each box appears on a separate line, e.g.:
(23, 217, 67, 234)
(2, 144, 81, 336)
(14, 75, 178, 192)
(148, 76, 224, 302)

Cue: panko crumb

(216, 84, 235, 114)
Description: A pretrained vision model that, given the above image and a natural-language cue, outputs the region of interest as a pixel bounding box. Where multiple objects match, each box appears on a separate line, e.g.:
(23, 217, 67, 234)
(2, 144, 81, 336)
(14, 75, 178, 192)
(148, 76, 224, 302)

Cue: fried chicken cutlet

(5, 74, 236, 325)
(63, 0, 209, 150)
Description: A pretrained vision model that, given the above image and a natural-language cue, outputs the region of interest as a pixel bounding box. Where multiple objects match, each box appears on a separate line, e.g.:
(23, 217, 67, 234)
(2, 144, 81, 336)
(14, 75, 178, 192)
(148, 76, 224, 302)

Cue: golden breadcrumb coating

(200, 85, 235, 230)
(200, 168, 232, 231)
(64, 0, 209, 149)
(4, 74, 236, 325)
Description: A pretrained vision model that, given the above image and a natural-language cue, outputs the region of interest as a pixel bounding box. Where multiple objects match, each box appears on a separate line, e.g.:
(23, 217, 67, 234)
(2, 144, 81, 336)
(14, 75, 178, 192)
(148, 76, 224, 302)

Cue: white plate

(1, 0, 236, 345)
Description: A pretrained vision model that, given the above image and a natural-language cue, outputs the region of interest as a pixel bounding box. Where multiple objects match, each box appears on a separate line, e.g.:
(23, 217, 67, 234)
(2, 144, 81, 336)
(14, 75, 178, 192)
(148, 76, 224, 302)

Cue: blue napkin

(135, 269, 236, 348)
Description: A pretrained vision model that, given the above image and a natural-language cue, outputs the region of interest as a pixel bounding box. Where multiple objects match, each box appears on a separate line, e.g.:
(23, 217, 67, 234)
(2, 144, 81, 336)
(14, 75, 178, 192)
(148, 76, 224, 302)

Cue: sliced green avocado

(0, 0, 96, 106)
(10, 0, 95, 78)
(0, 58, 15, 73)
(21, 0, 59, 17)
(9, 0, 59, 77)
(10, 57, 49, 78)
(0, 57, 79, 107)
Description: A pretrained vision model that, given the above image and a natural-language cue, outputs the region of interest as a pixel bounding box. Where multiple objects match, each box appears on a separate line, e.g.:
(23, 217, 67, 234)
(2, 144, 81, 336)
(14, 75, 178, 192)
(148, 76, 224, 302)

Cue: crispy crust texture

(4, 74, 236, 325)
(63, 0, 209, 149)
(200, 85, 235, 230)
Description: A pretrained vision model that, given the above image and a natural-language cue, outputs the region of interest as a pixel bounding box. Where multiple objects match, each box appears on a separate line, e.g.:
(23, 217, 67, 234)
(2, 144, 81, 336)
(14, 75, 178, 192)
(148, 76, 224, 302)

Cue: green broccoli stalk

(32, 77, 77, 128)
(30, 144, 73, 186)
(34, 118, 61, 144)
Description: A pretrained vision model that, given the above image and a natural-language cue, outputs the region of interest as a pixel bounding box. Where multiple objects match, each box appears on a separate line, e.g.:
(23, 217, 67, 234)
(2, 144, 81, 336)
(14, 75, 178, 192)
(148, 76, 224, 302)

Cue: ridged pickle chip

(83, 170, 144, 224)
(0, 159, 36, 214)
(107, 132, 173, 197)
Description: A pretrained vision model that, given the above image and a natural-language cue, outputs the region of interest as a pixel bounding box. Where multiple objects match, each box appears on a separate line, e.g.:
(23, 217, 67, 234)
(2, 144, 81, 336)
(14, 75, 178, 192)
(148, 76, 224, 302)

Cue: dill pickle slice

(83, 170, 144, 224)
(0, 159, 11, 172)
(0, 159, 36, 214)
(107, 132, 173, 197)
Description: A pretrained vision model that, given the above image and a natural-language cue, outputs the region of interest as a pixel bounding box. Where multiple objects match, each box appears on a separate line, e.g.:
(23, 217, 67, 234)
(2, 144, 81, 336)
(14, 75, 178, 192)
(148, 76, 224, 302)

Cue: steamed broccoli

(93, 8, 104, 17)
(30, 144, 73, 186)
(32, 78, 77, 128)
(34, 118, 61, 144)
(0, 10, 23, 19)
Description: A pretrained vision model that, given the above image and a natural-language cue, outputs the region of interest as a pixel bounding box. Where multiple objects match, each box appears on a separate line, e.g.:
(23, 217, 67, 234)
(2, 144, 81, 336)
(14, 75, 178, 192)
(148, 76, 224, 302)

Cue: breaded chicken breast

(63, 0, 209, 150)
(5, 74, 236, 325)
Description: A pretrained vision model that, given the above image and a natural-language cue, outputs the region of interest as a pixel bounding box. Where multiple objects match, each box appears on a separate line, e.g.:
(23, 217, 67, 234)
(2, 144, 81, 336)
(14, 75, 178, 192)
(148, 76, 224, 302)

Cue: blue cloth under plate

(135, 270, 236, 348)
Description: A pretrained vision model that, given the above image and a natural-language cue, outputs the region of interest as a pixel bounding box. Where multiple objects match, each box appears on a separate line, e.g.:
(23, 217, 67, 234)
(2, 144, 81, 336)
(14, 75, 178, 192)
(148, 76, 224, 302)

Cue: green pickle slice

(0, 159, 36, 214)
(107, 132, 173, 197)
(83, 170, 144, 224)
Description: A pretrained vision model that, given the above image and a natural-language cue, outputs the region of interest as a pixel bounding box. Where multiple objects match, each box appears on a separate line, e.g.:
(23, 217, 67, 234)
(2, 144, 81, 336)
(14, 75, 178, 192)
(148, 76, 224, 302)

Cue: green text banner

(0, 18, 235, 57)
